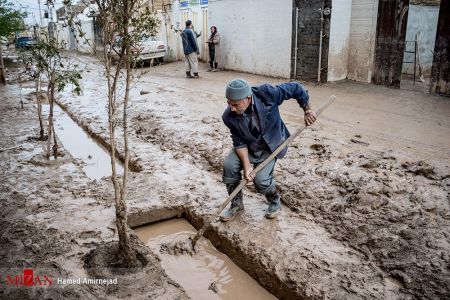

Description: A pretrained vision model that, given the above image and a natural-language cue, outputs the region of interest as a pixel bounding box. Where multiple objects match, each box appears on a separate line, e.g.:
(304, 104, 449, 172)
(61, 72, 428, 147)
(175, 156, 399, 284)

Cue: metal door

(430, 0, 450, 95)
(372, 0, 409, 87)
(291, 0, 331, 82)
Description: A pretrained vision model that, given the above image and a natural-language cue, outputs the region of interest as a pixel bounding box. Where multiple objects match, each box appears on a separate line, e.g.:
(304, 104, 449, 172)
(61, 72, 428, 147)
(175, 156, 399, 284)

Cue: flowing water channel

(134, 218, 277, 300)
(52, 104, 123, 180)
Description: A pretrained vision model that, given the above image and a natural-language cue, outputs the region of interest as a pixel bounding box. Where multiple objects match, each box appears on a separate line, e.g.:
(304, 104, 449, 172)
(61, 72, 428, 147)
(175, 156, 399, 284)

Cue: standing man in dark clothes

(181, 20, 199, 78)
(221, 79, 316, 221)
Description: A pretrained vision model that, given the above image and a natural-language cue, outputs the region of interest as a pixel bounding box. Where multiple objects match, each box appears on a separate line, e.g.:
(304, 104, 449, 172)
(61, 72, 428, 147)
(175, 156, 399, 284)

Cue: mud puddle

(134, 218, 276, 300)
(51, 104, 123, 180)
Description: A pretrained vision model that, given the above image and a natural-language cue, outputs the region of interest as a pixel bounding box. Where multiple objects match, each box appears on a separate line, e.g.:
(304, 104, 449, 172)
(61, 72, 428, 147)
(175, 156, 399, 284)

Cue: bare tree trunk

(46, 72, 55, 159)
(19, 73, 23, 109)
(35, 78, 45, 140)
(52, 121, 58, 158)
(103, 17, 135, 265)
(0, 45, 6, 84)
(116, 12, 135, 265)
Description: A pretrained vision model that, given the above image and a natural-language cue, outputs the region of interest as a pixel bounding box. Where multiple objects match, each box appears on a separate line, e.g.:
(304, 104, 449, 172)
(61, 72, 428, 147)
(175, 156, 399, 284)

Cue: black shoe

(193, 72, 200, 78)
(186, 71, 194, 78)
(220, 183, 244, 222)
(265, 189, 281, 219)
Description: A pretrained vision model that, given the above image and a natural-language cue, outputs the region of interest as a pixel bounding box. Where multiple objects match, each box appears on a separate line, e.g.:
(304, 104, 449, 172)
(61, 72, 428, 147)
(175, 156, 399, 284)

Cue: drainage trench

(134, 218, 276, 300)
(51, 103, 123, 180)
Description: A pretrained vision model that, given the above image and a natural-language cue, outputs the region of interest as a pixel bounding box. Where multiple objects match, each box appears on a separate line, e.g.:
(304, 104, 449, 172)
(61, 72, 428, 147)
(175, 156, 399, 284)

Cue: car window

(141, 35, 157, 42)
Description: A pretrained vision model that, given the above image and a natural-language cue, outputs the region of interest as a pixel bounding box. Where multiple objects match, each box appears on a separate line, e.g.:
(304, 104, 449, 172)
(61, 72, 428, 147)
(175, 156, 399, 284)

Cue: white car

(110, 35, 166, 65)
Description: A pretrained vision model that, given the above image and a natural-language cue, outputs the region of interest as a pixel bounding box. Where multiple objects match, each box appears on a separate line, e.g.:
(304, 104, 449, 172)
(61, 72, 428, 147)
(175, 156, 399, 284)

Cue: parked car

(15, 36, 37, 49)
(109, 34, 166, 65)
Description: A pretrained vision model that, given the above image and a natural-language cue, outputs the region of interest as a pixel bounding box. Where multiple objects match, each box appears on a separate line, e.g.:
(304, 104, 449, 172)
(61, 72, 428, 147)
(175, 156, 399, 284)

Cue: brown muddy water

(134, 218, 276, 300)
(51, 104, 123, 180)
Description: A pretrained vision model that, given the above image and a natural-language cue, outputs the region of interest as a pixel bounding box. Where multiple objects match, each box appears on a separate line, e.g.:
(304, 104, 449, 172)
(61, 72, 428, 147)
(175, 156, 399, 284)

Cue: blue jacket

(222, 82, 309, 159)
(181, 28, 198, 55)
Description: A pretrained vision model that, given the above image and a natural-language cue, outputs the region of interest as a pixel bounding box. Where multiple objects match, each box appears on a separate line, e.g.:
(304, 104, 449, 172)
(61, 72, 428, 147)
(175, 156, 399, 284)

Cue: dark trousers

(208, 45, 217, 69)
(222, 149, 276, 194)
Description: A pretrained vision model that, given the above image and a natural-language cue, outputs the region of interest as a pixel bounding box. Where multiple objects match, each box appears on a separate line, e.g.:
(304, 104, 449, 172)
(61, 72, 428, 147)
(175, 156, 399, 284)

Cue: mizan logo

(5, 269, 52, 287)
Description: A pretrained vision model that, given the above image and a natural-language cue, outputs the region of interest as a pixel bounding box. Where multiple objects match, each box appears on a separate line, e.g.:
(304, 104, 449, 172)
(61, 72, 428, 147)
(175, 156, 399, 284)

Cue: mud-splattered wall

(327, 0, 352, 81)
(402, 4, 439, 75)
(430, 0, 450, 95)
(208, 0, 292, 78)
(347, 0, 379, 82)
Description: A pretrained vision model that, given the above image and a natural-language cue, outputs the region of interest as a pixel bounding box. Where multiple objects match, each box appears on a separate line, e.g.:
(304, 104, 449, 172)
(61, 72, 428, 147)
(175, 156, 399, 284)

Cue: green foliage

(0, 0, 27, 37)
(23, 32, 83, 95)
(92, 0, 160, 66)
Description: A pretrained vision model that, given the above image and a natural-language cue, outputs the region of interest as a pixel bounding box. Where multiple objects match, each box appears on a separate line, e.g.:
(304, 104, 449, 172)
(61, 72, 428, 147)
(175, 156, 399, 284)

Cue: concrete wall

(402, 4, 439, 75)
(56, 24, 70, 50)
(347, 0, 379, 82)
(327, 0, 352, 81)
(208, 0, 292, 78)
(153, 11, 179, 62)
(77, 20, 95, 53)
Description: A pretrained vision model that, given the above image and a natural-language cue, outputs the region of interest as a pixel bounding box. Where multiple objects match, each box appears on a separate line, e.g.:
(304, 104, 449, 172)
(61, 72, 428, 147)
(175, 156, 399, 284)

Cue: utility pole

(38, 0, 43, 26)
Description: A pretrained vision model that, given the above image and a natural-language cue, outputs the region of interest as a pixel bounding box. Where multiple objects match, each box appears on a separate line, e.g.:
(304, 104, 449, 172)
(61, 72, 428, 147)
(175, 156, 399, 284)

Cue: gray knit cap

(225, 78, 252, 100)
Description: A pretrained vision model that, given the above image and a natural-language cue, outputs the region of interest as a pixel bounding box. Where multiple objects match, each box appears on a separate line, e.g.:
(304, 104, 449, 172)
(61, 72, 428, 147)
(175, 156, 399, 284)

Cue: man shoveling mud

(221, 79, 316, 221)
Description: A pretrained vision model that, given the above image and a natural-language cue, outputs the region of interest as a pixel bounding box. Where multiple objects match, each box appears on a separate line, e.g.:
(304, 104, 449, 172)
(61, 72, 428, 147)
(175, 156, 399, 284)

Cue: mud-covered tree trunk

(46, 71, 56, 159)
(52, 121, 58, 158)
(117, 7, 135, 265)
(102, 11, 135, 265)
(94, 0, 158, 267)
(0, 44, 5, 84)
(18, 73, 23, 109)
(35, 78, 45, 140)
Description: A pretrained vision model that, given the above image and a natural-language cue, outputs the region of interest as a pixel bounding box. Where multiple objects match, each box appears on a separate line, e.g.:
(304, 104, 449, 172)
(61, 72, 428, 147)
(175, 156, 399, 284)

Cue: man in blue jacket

(181, 20, 200, 78)
(221, 79, 316, 221)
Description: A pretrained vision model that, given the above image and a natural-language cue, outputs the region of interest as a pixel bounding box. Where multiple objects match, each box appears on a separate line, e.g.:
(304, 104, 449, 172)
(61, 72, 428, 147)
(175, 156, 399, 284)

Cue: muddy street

(1, 55, 449, 300)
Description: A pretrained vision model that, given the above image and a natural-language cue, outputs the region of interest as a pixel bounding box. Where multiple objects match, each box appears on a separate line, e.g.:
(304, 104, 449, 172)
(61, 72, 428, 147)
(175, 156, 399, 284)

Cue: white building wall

(327, 0, 352, 81)
(77, 20, 95, 53)
(56, 24, 70, 50)
(152, 11, 178, 62)
(402, 4, 439, 76)
(347, 0, 378, 82)
(208, 0, 292, 78)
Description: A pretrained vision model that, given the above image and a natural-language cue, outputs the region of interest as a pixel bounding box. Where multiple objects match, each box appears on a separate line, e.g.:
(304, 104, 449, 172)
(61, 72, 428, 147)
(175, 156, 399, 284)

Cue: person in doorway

(221, 79, 316, 221)
(206, 26, 220, 72)
(181, 20, 199, 78)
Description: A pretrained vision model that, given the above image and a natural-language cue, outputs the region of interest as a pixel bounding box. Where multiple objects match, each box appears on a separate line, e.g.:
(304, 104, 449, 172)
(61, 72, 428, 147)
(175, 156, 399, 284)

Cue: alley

(2, 55, 449, 299)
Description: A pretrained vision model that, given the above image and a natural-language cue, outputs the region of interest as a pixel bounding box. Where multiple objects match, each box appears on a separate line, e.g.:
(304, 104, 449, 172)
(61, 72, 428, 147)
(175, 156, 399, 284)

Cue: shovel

(190, 95, 336, 248)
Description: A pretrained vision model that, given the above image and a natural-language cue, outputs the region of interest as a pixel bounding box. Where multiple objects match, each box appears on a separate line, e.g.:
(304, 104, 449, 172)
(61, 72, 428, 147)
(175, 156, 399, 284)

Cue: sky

(15, 0, 63, 26)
